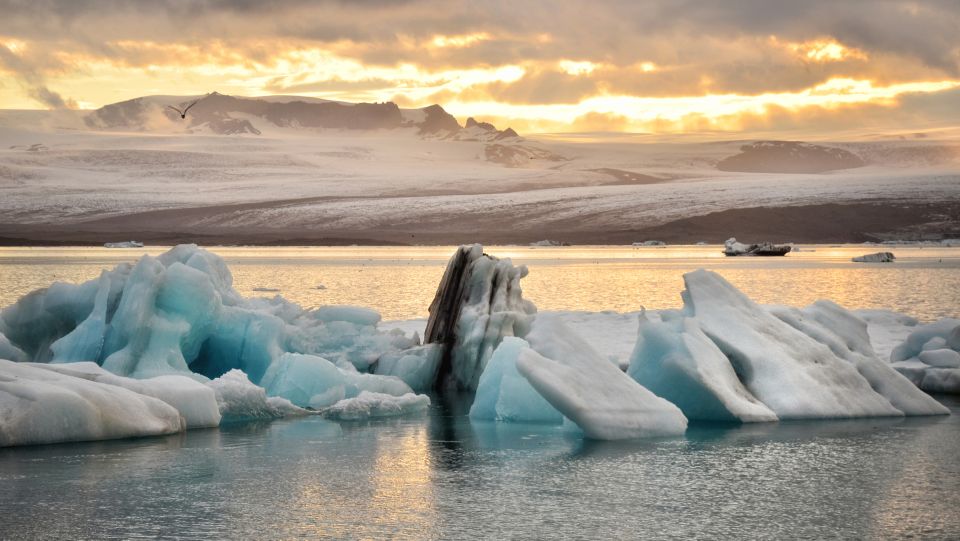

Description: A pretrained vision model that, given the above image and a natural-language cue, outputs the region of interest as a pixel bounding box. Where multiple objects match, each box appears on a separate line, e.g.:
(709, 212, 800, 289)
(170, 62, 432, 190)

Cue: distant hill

(717, 141, 865, 174)
(83, 92, 522, 141)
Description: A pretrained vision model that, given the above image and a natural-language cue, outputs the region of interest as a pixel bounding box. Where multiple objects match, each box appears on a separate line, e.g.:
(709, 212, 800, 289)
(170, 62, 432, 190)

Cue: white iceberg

(0, 359, 184, 447)
(103, 241, 144, 248)
(516, 315, 688, 440)
(628, 312, 777, 422)
(321, 391, 430, 421)
(889, 318, 960, 393)
(29, 361, 222, 428)
(769, 300, 948, 415)
(852, 252, 895, 263)
(681, 270, 927, 418)
(207, 369, 306, 422)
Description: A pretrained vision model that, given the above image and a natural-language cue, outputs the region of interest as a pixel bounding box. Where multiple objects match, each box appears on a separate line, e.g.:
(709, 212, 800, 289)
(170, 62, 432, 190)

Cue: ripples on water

(1, 395, 958, 539)
(1, 245, 959, 321)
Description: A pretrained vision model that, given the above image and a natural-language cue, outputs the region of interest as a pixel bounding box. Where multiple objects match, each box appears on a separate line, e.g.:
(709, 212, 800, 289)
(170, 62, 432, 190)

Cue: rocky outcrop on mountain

(465, 117, 496, 131)
(417, 104, 462, 136)
(717, 141, 865, 174)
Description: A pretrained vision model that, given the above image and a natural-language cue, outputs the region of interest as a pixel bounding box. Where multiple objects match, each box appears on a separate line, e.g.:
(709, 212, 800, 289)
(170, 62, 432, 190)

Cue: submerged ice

(0, 243, 952, 447)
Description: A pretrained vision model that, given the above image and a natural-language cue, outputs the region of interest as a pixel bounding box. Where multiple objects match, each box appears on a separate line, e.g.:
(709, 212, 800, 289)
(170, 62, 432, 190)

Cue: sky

(1, 0, 959, 134)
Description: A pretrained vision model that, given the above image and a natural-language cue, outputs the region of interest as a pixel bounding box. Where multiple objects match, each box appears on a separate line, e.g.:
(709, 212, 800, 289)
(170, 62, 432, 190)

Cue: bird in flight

(167, 99, 199, 119)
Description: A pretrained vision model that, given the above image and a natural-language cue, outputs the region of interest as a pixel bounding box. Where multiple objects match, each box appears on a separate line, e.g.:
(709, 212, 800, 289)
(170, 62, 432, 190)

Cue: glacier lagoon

(2, 244, 959, 321)
(1, 394, 959, 539)
(1, 244, 956, 535)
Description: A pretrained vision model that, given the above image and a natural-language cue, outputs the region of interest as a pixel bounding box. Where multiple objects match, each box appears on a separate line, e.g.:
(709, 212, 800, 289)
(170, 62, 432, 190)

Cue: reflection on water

(2, 395, 957, 538)
(1, 245, 959, 321)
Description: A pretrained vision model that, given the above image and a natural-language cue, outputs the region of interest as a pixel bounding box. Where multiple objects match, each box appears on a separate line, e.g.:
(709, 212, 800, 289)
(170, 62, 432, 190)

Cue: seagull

(167, 99, 199, 120)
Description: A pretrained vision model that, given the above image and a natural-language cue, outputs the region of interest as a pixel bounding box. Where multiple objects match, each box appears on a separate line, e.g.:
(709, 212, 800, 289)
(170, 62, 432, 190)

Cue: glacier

(0, 243, 952, 447)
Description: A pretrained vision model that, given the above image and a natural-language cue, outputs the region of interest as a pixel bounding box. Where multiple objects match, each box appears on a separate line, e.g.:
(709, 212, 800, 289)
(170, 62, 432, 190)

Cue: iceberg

(469, 337, 564, 424)
(423, 244, 536, 390)
(373, 343, 442, 392)
(516, 315, 688, 440)
(890, 318, 960, 393)
(0, 359, 183, 447)
(681, 270, 928, 418)
(30, 361, 222, 428)
(769, 301, 948, 415)
(207, 369, 306, 423)
(723, 237, 791, 256)
(259, 352, 413, 409)
(321, 391, 430, 421)
(852, 252, 895, 263)
(0, 244, 418, 390)
(628, 312, 778, 423)
(104, 241, 144, 248)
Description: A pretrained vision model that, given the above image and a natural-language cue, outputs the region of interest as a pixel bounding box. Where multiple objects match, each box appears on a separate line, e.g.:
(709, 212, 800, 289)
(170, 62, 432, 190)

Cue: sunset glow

(1, 1, 958, 133)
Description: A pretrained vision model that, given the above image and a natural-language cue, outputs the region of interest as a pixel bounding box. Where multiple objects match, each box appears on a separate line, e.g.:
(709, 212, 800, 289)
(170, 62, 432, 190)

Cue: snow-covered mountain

(83, 92, 522, 141)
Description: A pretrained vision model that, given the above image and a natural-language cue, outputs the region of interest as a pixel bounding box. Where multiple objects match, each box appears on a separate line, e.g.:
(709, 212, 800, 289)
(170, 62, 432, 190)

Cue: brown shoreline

(0, 200, 957, 247)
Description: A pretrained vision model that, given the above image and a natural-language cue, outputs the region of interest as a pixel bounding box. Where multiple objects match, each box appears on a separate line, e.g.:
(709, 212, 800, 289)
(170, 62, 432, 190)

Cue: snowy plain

(1, 108, 958, 244)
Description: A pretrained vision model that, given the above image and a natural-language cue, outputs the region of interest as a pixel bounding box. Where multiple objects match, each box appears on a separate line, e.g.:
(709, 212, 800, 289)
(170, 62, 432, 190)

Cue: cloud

(0, 43, 77, 109)
(0, 0, 958, 131)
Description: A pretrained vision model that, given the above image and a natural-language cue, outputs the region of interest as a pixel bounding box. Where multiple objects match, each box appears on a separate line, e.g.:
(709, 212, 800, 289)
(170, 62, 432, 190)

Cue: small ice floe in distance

(633, 240, 667, 246)
(529, 240, 570, 247)
(104, 241, 144, 248)
(852, 252, 895, 263)
(723, 237, 791, 256)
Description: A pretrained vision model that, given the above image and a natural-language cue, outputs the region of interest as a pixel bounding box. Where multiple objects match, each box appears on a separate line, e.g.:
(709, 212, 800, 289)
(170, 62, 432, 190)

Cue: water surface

(1, 244, 958, 321)
(1, 395, 958, 539)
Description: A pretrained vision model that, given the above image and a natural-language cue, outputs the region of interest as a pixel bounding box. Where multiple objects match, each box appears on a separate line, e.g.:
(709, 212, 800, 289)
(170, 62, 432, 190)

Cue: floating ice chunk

(322, 391, 430, 421)
(30, 362, 221, 428)
(852, 252, 895, 263)
(104, 241, 143, 248)
(723, 237, 791, 256)
(260, 352, 412, 408)
(683, 270, 904, 418)
(374, 344, 442, 392)
(891, 319, 960, 362)
(918, 349, 960, 368)
(424, 244, 536, 390)
(770, 300, 948, 416)
(0, 359, 183, 447)
(888, 318, 960, 393)
(516, 315, 687, 440)
(919, 369, 960, 393)
(629, 312, 777, 422)
(206, 369, 306, 422)
(470, 337, 564, 424)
